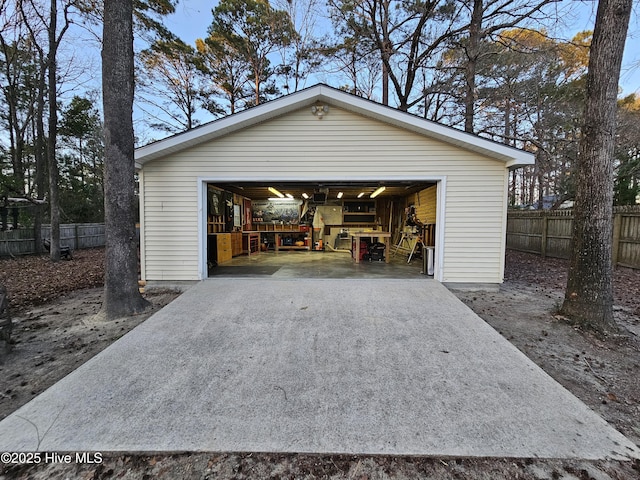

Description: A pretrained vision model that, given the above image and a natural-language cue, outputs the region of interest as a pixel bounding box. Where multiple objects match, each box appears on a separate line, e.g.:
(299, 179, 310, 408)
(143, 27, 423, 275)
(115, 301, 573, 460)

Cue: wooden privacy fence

(507, 206, 640, 269)
(0, 223, 105, 257)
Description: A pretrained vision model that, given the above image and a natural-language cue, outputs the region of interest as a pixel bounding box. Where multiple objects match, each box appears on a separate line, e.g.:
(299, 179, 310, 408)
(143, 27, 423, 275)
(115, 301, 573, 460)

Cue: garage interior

(206, 181, 438, 278)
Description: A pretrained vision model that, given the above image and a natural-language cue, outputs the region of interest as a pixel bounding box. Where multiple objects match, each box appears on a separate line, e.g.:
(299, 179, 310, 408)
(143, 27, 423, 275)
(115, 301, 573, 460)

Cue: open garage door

(199, 179, 444, 280)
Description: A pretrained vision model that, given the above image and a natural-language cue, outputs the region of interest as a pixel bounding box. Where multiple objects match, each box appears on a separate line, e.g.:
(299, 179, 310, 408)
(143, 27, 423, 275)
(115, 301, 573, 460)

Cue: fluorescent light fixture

(302, 193, 309, 199)
(357, 192, 365, 198)
(370, 186, 386, 198)
(337, 192, 343, 199)
(285, 193, 294, 199)
(268, 187, 284, 198)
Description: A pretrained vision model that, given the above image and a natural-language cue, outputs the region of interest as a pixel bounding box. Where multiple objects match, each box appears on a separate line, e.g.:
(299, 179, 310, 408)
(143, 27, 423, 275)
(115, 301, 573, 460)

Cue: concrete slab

(0, 279, 638, 459)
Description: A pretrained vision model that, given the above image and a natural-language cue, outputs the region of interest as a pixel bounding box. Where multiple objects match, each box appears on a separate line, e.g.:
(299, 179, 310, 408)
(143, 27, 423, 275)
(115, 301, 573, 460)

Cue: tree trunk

(254, 72, 260, 106)
(535, 150, 545, 209)
(381, 1, 390, 106)
(504, 95, 511, 145)
(34, 57, 47, 254)
(48, 0, 61, 262)
(102, 0, 149, 319)
(464, 0, 483, 133)
(561, 0, 632, 333)
(381, 60, 388, 106)
(1, 37, 26, 193)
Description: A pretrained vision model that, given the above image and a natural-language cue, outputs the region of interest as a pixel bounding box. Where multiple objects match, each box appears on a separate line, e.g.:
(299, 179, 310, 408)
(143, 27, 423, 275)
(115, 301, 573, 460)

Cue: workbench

(350, 231, 391, 263)
(254, 230, 310, 252)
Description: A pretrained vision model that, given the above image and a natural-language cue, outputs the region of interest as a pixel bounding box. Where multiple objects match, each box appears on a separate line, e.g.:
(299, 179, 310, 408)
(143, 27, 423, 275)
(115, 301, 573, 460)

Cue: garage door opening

(203, 180, 442, 279)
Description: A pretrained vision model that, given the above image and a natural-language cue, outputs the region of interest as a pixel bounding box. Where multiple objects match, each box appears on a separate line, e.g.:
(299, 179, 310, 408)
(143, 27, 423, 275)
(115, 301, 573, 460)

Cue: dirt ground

(0, 249, 639, 479)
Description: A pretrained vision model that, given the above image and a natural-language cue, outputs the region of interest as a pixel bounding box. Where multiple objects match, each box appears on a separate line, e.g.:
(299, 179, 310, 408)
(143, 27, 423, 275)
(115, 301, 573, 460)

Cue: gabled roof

(135, 84, 534, 169)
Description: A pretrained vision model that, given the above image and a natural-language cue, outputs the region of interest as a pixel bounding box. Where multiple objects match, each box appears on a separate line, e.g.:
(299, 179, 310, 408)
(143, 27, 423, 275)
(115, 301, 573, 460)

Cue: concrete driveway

(0, 278, 638, 459)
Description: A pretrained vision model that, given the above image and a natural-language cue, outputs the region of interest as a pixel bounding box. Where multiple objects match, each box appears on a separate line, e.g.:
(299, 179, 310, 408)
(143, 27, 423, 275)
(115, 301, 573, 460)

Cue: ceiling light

(285, 193, 294, 199)
(370, 186, 386, 198)
(337, 192, 343, 199)
(357, 192, 365, 198)
(268, 187, 284, 198)
(302, 193, 309, 199)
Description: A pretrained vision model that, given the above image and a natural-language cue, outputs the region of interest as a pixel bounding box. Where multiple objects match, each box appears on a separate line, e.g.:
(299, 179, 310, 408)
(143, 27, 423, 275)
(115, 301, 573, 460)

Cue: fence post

(612, 211, 621, 267)
(540, 214, 548, 258)
(75, 224, 80, 250)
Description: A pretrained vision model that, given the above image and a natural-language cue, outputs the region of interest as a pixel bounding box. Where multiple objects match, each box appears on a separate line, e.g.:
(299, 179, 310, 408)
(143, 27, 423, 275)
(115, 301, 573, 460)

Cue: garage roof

(135, 84, 535, 169)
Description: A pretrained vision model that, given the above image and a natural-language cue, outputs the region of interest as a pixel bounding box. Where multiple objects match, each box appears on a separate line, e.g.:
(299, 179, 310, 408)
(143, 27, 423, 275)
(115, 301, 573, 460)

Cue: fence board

(0, 229, 35, 256)
(0, 224, 105, 257)
(507, 207, 640, 270)
(618, 212, 640, 268)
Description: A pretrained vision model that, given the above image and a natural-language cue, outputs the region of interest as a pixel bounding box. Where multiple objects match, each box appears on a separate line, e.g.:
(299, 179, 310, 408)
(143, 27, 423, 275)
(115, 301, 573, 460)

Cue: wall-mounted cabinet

(343, 200, 376, 224)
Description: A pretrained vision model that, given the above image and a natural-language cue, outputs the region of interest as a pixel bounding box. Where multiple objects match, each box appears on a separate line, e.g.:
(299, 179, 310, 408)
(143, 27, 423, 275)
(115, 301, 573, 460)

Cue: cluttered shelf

(274, 231, 310, 252)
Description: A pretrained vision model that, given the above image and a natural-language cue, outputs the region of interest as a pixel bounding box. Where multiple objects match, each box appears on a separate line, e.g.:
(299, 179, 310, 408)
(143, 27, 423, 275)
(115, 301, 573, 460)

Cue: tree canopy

(203, 0, 297, 106)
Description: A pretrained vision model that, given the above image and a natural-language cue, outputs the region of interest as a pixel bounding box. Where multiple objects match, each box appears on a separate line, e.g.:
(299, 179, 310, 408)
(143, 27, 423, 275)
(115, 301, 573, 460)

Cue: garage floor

(208, 249, 426, 278)
(1, 278, 638, 459)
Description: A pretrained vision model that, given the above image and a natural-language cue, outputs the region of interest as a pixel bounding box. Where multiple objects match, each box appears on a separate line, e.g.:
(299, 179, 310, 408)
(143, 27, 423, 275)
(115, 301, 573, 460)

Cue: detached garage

(135, 84, 533, 286)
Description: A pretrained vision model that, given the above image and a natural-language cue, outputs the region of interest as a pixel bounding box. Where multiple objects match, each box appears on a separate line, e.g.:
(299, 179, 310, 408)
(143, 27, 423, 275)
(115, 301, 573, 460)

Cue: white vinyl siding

(141, 106, 507, 283)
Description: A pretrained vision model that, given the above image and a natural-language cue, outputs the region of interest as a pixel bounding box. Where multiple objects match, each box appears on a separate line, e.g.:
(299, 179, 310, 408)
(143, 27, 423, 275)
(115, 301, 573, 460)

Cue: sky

(162, 0, 640, 97)
(125, 0, 640, 143)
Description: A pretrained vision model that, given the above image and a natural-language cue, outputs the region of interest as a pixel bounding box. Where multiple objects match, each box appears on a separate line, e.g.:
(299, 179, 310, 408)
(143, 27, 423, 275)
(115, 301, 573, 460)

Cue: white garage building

(135, 84, 533, 286)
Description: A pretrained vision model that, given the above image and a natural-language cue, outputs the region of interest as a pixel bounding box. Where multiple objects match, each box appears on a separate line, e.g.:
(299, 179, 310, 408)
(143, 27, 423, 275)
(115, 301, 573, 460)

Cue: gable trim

(135, 85, 534, 169)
